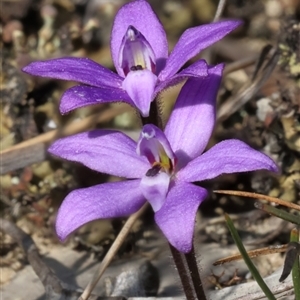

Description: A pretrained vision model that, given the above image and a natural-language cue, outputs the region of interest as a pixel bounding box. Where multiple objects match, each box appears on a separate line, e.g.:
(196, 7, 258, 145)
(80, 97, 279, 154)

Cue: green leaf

(225, 213, 276, 300)
(291, 228, 300, 300)
(254, 202, 300, 225)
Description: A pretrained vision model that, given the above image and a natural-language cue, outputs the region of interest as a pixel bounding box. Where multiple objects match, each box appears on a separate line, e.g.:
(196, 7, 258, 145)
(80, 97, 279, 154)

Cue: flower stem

(169, 243, 196, 300)
(141, 99, 163, 128)
(184, 245, 207, 300)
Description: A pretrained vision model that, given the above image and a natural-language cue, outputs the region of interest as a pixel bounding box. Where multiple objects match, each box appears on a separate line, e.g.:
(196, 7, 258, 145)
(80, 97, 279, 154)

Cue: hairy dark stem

(141, 99, 163, 128)
(184, 245, 207, 300)
(169, 244, 196, 300)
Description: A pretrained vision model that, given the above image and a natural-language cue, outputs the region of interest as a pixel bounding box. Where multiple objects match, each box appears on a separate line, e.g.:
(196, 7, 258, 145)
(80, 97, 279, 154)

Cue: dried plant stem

(217, 47, 279, 121)
(78, 203, 149, 300)
(224, 55, 257, 75)
(214, 190, 300, 211)
(213, 0, 227, 22)
(214, 244, 288, 266)
(205, 0, 227, 64)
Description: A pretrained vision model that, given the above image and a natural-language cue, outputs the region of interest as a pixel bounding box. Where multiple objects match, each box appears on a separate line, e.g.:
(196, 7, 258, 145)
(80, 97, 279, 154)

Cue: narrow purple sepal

(177, 139, 279, 183)
(155, 181, 207, 253)
(122, 70, 157, 117)
(111, 0, 168, 76)
(159, 20, 242, 81)
(49, 130, 149, 178)
(154, 60, 208, 96)
(22, 57, 123, 88)
(165, 64, 224, 164)
(56, 180, 145, 241)
(59, 85, 134, 114)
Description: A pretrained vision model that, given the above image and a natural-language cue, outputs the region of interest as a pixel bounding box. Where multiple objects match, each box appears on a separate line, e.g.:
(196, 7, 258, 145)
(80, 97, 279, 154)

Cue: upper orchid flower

(22, 0, 241, 117)
(49, 64, 278, 253)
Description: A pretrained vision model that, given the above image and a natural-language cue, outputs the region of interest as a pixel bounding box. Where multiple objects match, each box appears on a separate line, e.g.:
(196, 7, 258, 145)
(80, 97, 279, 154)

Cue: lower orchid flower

(49, 64, 278, 253)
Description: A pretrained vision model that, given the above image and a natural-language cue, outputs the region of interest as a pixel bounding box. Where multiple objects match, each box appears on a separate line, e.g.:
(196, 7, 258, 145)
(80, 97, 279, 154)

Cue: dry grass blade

(214, 244, 288, 266)
(78, 203, 149, 300)
(217, 47, 279, 121)
(223, 55, 258, 75)
(214, 190, 300, 211)
(213, 0, 227, 22)
(251, 44, 274, 82)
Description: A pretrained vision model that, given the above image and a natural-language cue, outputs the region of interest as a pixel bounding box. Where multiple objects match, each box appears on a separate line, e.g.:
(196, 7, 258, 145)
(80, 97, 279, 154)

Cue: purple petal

(49, 130, 149, 178)
(159, 20, 242, 81)
(154, 60, 208, 96)
(140, 172, 170, 212)
(111, 0, 168, 76)
(22, 57, 123, 88)
(59, 85, 134, 114)
(177, 139, 279, 183)
(165, 64, 224, 163)
(56, 180, 145, 240)
(155, 181, 207, 253)
(122, 69, 157, 117)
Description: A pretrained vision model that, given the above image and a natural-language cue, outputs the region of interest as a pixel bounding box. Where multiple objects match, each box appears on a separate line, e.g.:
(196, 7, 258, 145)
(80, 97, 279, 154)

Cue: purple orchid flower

(49, 64, 277, 253)
(22, 0, 241, 117)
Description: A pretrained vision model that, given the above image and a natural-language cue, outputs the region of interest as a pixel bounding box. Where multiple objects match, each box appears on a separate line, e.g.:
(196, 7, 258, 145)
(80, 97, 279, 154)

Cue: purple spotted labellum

(22, 0, 242, 117)
(49, 64, 278, 253)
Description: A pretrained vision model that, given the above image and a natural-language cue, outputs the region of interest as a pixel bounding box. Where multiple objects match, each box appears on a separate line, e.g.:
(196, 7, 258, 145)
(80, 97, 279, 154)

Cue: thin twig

(204, 0, 227, 64)
(213, 0, 227, 22)
(223, 55, 258, 75)
(214, 190, 300, 211)
(78, 203, 149, 300)
(217, 47, 279, 121)
(213, 244, 288, 266)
